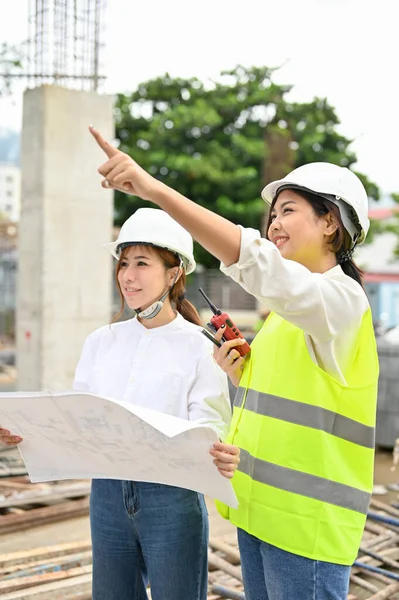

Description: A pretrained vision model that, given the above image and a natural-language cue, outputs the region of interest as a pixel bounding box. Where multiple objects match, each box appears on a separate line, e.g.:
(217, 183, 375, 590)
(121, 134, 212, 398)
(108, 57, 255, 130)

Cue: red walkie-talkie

(198, 288, 251, 357)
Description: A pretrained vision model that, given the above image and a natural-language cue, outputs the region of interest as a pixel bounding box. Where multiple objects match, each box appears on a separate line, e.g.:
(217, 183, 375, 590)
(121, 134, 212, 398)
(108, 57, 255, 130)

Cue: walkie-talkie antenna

(198, 288, 221, 315)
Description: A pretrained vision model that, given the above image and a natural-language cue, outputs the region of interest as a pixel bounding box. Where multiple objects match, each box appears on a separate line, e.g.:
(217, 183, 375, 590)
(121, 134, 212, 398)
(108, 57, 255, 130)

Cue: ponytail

(175, 295, 203, 327)
(339, 258, 364, 289)
(153, 248, 203, 326)
(145, 246, 203, 326)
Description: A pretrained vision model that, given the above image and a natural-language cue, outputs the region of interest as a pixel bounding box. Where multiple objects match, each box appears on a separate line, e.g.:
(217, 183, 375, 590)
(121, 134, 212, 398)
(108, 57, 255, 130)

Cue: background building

(0, 127, 21, 222)
(356, 205, 399, 331)
(0, 162, 21, 221)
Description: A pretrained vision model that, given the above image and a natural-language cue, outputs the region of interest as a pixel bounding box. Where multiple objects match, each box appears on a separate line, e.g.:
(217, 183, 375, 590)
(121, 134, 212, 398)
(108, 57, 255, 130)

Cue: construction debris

(2, 444, 399, 598)
(0, 447, 91, 537)
(0, 445, 28, 478)
(2, 497, 399, 598)
(0, 477, 90, 536)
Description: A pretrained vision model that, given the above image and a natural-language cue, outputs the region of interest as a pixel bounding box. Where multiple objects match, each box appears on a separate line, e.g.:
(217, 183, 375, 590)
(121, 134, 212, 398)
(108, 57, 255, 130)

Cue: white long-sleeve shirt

(73, 312, 231, 440)
(221, 226, 371, 385)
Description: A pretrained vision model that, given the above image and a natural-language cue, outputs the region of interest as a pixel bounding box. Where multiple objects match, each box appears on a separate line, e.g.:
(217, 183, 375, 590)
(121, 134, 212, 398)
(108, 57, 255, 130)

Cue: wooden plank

(208, 552, 242, 582)
(0, 477, 31, 483)
(0, 481, 45, 490)
(0, 540, 91, 568)
(0, 497, 89, 535)
(363, 534, 399, 551)
(0, 573, 92, 599)
(370, 499, 399, 519)
(364, 521, 388, 536)
(0, 550, 92, 577)
(359, 545, 399, 569)
(367, 582, 399, 600)
(0, 482, 90, 509)
(0, 565, 92, 593)
(209, 537, 241, 565)
(350, 573, 378, 593)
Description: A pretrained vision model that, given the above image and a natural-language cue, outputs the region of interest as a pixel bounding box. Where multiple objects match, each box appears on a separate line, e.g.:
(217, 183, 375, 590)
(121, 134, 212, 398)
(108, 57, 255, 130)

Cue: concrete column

(17, 86, 114, 390)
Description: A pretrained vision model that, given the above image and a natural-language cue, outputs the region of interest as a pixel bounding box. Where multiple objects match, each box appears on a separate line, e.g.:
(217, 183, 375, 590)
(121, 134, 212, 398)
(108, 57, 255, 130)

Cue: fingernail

(89, 124, 94, 129)
(220, 324, 225, 329)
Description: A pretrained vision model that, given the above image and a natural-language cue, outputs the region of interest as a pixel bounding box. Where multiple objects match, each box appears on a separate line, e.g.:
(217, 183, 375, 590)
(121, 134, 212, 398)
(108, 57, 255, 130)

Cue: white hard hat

(104, 208, 196, 274)
(261, 162, 370, 244)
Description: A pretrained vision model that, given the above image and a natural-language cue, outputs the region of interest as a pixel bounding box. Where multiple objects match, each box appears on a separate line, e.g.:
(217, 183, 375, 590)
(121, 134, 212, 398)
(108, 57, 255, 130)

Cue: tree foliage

(114, 65, 382, 267)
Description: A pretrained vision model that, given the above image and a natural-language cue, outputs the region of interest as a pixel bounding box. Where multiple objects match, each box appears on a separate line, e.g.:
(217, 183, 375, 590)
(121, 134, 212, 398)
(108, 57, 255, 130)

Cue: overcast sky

(1, 0, 397, 195)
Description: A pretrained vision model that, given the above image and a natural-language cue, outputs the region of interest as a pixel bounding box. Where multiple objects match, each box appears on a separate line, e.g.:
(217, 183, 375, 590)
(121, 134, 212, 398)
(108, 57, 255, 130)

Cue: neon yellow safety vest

(217, 308, 379, 565)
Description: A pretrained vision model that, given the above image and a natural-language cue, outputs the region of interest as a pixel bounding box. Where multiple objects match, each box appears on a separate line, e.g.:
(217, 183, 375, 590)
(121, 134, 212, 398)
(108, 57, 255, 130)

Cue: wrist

(151, 180, 179, 208)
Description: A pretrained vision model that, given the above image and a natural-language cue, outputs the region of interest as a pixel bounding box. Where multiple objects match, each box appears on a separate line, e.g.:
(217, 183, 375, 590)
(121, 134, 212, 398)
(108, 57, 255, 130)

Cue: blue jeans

(238, 528, 351, 600)
(90, 479, 209, 600)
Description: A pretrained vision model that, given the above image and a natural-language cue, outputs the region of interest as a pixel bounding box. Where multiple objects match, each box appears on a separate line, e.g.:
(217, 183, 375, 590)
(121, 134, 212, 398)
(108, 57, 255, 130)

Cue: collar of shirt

(130, 311, 187, 337)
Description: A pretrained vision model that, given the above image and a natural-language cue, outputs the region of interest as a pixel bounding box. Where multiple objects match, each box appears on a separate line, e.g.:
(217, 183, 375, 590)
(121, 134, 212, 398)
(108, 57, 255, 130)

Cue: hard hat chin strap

(135, 259, 183, 321)
(135, 289, 170, 320)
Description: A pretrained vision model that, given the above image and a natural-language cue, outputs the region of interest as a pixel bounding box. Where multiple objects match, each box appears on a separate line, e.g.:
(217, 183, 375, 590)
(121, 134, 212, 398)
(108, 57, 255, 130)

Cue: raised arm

(89, 126, 241, 266)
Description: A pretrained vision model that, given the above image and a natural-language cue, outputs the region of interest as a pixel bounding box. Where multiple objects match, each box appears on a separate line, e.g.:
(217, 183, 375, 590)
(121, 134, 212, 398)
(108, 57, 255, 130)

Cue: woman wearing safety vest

(90, 125, 379, 600)
(0, 207, 239, 600)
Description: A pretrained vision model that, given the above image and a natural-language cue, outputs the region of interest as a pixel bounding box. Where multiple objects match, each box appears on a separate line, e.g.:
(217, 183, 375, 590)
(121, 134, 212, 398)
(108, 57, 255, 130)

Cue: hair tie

(178, 293, 187, 302)
(338, 247, 355, 264)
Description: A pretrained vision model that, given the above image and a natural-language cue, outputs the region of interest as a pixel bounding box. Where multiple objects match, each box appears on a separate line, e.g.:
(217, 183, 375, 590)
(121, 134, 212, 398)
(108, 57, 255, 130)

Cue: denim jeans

(238, 528, 351, 600)
(90, 479, 209, 600)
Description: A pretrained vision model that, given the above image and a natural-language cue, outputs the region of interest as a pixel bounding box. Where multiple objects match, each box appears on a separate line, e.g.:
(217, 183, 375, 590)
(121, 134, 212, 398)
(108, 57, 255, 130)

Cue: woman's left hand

(210, 442, 240, 479)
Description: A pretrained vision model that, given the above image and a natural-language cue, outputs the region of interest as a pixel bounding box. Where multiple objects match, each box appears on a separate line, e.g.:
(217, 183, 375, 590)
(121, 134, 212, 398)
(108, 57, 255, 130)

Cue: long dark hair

(113, 245, 202, 325)
(265, 189, 364, 288)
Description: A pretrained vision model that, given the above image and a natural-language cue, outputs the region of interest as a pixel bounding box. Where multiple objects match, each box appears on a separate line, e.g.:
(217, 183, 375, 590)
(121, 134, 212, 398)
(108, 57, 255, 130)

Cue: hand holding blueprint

(0, 391, 238, 508)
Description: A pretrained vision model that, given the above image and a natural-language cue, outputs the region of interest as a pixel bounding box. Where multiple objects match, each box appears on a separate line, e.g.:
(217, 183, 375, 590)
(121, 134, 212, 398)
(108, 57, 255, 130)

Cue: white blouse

(73, 312, 231, 440)
(221, 226, 371, 385)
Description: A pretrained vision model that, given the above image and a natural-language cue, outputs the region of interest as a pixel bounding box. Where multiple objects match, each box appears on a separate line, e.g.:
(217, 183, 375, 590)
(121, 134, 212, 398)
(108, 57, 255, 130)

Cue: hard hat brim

(103, 241, 196, 275)
(260, 180, 367, 245)
(261, 179, 294, 205)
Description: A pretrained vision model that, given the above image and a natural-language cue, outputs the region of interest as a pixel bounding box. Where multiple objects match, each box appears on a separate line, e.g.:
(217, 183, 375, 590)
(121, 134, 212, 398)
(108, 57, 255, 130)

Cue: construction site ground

(1, 368, 399, 598)
(0, 449, 399, 599)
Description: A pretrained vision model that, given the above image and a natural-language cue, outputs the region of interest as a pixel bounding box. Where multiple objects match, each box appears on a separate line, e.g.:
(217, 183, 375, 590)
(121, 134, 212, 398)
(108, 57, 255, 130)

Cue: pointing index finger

(89, 125, 118, 158)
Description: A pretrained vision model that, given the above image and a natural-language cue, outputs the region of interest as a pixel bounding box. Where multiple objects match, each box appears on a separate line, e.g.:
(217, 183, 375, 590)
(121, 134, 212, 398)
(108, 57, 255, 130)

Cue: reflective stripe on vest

(216, 309, 379, 565)
(234, 388, 375, 449)
(238, 448, 370, 514)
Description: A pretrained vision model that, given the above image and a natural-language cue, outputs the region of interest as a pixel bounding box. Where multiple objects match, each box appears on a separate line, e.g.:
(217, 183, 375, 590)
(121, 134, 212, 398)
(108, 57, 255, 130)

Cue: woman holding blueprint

(89, 125, 379, 600)
(0, 207, 239, 600)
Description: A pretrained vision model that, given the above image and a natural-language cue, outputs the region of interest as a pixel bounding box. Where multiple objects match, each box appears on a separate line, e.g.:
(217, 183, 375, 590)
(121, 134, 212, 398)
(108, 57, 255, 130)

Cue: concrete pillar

(17, 86, 114, 390)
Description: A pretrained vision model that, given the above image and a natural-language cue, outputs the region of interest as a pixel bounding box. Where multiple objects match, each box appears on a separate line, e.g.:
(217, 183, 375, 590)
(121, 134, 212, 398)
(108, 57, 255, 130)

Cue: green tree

(114, 65, 381, 267)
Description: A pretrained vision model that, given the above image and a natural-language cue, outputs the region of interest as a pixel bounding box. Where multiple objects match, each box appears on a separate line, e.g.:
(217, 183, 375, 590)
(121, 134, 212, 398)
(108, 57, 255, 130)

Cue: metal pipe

(368, 511, 399, 529)
(353, 560, 399, 581)
(359, 545, 399, 569)
(211, 584, 245, 599)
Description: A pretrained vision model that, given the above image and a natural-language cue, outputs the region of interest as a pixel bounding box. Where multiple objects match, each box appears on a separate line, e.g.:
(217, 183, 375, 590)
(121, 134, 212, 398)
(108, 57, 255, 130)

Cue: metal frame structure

(1, 0, 107, 92)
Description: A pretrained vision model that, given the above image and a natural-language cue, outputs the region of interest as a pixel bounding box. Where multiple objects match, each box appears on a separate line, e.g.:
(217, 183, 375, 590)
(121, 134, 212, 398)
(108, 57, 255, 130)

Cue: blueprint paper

(0, 391, 238, 508)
